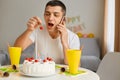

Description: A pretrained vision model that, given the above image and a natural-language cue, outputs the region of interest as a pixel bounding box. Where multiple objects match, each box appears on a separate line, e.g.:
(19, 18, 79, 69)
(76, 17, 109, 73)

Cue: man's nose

(49, 15, 54, 21)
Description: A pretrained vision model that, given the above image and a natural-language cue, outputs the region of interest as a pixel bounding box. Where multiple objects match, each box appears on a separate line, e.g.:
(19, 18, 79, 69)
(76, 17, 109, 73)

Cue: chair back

(97, 52, 120, 80)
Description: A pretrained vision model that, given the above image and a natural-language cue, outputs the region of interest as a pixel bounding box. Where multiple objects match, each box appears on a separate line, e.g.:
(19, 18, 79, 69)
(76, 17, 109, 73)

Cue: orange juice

(66, 49, 81, 74)
(8, 47, 21, 66)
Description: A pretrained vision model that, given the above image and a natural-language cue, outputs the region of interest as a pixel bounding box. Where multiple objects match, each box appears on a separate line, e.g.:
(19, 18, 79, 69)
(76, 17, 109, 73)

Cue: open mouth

(48, 23, 54, 28)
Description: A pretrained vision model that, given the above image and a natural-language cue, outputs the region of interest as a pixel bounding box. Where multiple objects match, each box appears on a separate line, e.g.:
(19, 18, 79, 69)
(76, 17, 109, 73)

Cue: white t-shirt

(29, 26, 80, 64)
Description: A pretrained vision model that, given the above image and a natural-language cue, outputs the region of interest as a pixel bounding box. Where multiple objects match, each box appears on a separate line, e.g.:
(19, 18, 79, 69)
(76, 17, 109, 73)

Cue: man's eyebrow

(44, 11, 50, 13)
(45, 11, 60, 15)
(54, 12, 60, 14)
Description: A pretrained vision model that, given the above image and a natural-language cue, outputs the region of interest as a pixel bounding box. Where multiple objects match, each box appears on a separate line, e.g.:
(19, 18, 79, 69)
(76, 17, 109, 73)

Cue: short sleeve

(70, 34, 80, 49)
(67, 29, 80, 49)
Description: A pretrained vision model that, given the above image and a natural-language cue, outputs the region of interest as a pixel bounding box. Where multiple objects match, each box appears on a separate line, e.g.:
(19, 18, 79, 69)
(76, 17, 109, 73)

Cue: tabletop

(0, 64, 100, 80)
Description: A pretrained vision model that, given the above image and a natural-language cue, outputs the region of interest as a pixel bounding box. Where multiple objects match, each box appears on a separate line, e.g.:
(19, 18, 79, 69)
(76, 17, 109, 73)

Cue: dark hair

(45, 0, 66, 16)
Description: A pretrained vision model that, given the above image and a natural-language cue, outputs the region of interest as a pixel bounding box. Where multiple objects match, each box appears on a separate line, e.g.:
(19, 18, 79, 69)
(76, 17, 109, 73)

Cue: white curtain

(106, 0, 115, 52)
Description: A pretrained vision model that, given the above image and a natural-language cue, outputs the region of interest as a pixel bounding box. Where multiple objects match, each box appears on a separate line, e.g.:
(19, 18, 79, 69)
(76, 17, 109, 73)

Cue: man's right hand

(27, 16, 42, 32)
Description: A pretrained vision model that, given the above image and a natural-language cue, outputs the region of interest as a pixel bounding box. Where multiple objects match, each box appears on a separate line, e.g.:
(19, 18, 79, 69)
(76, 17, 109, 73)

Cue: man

(14, 0, 80, 64)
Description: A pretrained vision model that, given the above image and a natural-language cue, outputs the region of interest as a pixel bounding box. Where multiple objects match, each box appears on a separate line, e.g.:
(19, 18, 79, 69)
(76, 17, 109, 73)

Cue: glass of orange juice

(66, 49, 81, 74)
(8, 47, 22, 66)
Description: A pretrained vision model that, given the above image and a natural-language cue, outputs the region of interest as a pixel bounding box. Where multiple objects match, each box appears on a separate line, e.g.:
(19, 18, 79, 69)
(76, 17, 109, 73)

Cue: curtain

(102, 0, 115, 57)
(114, 0, 120, 51)
(102, 0, 108, 57)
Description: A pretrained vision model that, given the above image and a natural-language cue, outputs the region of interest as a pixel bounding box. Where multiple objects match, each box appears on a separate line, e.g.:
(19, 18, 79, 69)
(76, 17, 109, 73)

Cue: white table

(0, 64, 100, 80)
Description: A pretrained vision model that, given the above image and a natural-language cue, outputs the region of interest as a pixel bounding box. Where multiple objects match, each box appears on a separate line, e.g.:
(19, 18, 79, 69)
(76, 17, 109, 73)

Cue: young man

(14, 0, 80, 64)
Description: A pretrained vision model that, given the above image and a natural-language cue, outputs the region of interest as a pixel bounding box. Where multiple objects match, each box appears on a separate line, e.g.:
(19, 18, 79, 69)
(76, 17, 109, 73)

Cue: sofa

(80, 38, 101, 71)
(0, 38, 101, 72)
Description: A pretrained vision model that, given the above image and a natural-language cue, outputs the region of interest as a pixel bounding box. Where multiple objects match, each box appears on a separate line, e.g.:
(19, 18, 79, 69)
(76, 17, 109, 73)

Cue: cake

(22, 57, 55, 75)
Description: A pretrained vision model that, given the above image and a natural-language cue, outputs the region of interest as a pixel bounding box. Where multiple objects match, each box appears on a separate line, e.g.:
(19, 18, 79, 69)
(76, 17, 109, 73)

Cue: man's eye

(45, 13, 50, 16)
(55, 14, 59, 17)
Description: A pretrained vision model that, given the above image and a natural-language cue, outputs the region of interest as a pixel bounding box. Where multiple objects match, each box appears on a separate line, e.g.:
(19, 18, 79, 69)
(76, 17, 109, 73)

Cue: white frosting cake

(22, 57, 55, 75)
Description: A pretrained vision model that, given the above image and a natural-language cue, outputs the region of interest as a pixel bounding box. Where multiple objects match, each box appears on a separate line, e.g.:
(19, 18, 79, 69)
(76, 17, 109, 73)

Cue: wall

(0, 0, 104, 50)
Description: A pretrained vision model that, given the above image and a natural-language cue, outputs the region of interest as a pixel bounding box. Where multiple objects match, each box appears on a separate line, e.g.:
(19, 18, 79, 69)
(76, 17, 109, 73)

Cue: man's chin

(47, 28, 54, 32)
(47, 28, 58, 33)
(47, 26, 54, 31)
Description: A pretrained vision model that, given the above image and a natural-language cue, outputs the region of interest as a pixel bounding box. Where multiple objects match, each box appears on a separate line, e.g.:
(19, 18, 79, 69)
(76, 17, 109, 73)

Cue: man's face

(44, 6, 64, 32)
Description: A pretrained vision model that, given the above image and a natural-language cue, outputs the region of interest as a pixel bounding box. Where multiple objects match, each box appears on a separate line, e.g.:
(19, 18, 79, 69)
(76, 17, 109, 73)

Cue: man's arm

(57, 18, 69, 64)
(63, 44, 69, 64)
(14, 30, 33, 51)
(14, 16, 42, 51)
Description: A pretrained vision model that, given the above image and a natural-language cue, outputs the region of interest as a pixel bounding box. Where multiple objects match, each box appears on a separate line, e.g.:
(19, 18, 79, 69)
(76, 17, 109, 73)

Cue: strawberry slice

(47, 57, 53, 61)
(48, 58, 53, 61)
(47, 57, 50, 60)
(30, 57, 34, 60)
(43, 59, 47, 62)
(28, 58, 32, 62)
(25, 58, 29, 60)
(39, 26, 43, 30)
(35, 60, 39, 62)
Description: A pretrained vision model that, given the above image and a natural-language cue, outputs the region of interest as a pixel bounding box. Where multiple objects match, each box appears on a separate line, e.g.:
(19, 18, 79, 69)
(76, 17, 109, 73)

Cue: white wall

(0, 0, 104, 50)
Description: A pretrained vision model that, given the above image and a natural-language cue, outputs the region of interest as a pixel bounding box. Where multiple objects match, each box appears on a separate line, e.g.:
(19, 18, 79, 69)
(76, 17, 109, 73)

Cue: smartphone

(57, 16, 65, 34)
(59, 16, 65, 24)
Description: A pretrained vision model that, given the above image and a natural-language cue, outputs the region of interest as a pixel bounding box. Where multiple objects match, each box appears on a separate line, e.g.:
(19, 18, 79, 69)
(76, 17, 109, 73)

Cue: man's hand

(27, 16, 42, 31)
(57, 17, 69, 64)
(57, 17, 69, 48)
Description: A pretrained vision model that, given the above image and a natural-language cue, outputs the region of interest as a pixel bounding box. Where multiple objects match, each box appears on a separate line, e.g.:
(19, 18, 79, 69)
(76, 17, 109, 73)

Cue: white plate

(20, 68, 56, 77)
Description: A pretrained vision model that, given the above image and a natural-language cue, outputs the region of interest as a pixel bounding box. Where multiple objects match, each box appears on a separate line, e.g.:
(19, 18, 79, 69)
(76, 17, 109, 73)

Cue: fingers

(29, 16, 42, 25)
(28, 19, 36, 26)
(57, 16, 66, 33)
(57, 24, 66, 34)
(57, 16, 66, 28)
(33, 16, 42, 25)
(59, 16, 66, 25)
(27, 16, 42, 31)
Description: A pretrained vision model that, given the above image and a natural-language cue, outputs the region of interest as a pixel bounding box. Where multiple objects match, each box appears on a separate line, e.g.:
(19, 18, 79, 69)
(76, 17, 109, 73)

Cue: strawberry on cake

(22, 57, 55, 75)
